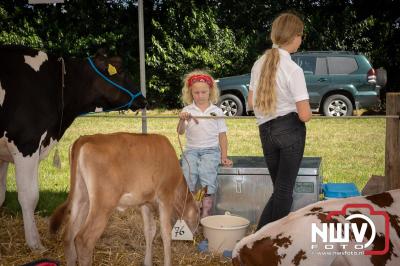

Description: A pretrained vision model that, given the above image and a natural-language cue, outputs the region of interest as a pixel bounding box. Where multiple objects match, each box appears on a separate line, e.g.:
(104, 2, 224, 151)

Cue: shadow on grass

(361, 109, 386, 115)
(2, 190, 68, 217)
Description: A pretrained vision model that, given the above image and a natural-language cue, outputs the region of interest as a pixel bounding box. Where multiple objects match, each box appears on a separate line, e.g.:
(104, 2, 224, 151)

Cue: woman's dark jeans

(256, 112, 306, 230)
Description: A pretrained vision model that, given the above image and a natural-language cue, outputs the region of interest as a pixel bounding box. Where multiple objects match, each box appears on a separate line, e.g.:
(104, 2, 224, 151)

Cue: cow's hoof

(29, 243, 46, 253)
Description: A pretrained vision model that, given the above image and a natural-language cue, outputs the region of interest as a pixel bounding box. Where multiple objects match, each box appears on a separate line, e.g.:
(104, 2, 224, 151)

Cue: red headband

(188, 74, 213, 88)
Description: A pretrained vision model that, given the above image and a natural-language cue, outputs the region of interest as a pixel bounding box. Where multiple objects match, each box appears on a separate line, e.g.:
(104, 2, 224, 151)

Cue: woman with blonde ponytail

(247, 12, 312, 230)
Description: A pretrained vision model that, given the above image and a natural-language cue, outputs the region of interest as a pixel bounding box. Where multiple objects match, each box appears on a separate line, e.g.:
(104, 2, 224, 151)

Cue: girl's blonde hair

(181, 70, 219, 105)
(255, 12, 304, 115)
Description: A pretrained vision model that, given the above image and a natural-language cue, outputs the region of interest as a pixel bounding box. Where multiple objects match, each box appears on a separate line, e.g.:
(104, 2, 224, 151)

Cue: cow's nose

(132, 95, 147, 110)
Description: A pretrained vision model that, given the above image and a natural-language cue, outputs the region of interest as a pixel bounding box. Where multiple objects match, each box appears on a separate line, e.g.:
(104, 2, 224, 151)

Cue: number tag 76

(171, 219, 193, 241)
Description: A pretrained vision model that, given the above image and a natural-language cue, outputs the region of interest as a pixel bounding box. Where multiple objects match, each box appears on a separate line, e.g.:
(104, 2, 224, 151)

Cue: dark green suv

(217, 51, 386, 116)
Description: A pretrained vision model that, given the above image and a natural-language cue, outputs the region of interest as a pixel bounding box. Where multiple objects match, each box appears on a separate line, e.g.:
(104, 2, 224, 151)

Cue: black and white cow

(0, 45, 146, 250)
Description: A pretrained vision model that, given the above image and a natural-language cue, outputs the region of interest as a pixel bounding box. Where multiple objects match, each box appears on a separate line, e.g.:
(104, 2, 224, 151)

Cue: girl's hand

(221, 157, 233, 167)
(179, 112, 199, 124)
(179, 111, 191, 120)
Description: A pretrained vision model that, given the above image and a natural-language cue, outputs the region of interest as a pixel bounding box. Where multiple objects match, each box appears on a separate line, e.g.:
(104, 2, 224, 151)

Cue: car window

(327, 57, 358, 74)
(315, 57, 328, 75)
(295, 56, 316, 74)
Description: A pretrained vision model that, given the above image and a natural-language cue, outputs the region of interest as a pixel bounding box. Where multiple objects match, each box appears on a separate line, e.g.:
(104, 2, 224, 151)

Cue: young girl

(247, 12, 312, 230)
(178, 70, 233, 218)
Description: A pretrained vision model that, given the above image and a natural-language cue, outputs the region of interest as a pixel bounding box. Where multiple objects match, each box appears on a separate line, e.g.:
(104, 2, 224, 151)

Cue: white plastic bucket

(200, 213, 250, 253)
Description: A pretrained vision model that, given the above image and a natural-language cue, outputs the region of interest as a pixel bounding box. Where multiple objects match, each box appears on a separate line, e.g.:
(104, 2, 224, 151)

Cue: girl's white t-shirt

(250, 48, 309, 125)
(182, 103, 227, 149)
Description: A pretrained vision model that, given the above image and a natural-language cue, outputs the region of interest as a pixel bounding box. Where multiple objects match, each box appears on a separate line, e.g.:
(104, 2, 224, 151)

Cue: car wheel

(218, 94, 243, 116)
(322, 94, 353, 117)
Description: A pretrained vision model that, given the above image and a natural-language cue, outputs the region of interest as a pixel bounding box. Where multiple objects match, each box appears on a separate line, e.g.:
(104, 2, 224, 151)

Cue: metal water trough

(214, 156, 323, 224)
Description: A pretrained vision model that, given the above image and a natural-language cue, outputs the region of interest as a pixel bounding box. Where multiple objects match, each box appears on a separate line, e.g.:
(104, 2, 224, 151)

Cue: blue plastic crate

(322, 183, 360, 199)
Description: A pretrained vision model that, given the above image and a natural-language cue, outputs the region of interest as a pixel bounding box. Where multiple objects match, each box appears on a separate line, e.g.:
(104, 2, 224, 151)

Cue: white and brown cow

(233, 190, 400, 266)
(0, 45, 146, 250)
(49, 133, 200, 266)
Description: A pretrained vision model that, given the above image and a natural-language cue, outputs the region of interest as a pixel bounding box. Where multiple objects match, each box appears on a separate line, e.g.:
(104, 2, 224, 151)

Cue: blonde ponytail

(255, 12, 304, 115)
(255, 48, 280, 115)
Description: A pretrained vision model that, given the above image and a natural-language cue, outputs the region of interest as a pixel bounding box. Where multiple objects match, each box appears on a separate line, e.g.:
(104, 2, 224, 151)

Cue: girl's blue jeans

(181, 146, 220, 194)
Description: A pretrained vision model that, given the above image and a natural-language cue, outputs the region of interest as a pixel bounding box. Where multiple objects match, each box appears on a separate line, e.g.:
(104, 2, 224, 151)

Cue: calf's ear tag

(107, 64, 117, 75)
(171, 219, 193, 241)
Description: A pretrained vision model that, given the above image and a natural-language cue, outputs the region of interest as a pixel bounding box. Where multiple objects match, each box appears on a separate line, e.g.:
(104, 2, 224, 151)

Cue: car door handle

(318, 78, 328, 82)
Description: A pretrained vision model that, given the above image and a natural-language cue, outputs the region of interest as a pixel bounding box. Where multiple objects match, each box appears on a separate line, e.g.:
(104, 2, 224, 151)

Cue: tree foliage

(0, 0, 151, 81)
(147, 0, 250, 107)
(0, 0, 399, 108)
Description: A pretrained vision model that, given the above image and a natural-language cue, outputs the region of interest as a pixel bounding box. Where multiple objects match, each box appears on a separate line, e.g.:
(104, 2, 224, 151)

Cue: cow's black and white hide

(0, 45, 146, 250)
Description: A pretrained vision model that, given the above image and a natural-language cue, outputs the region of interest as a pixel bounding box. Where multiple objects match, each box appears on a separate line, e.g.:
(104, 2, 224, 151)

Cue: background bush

(1, 0, 399, 108)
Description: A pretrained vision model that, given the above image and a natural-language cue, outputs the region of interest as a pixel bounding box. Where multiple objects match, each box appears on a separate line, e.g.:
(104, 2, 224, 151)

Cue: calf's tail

(49, 138, 81, 234)
(49, 201, 68, 234)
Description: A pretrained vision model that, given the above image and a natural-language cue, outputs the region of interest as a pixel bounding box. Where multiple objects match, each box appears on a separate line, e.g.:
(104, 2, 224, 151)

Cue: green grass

(3, 114, 386, 216)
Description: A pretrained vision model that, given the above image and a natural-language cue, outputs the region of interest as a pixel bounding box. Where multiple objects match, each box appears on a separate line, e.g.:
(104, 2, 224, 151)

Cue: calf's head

(90, 49, 147, 112)
(172, 181, 202, 234)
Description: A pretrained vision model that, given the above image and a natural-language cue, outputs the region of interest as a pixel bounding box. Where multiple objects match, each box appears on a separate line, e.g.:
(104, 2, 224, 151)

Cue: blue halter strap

(86, 57, 142, 112)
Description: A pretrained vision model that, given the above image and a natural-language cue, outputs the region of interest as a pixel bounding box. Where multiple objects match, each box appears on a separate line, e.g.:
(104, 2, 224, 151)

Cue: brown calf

(50, 133, 200, 266)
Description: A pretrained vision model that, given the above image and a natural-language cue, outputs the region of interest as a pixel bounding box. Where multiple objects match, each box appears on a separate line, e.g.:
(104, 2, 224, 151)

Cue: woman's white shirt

(250, 48, 309, 125)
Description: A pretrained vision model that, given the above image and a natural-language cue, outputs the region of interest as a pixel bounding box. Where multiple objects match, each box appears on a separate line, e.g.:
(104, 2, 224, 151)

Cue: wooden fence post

(385, 93, 400, 190)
